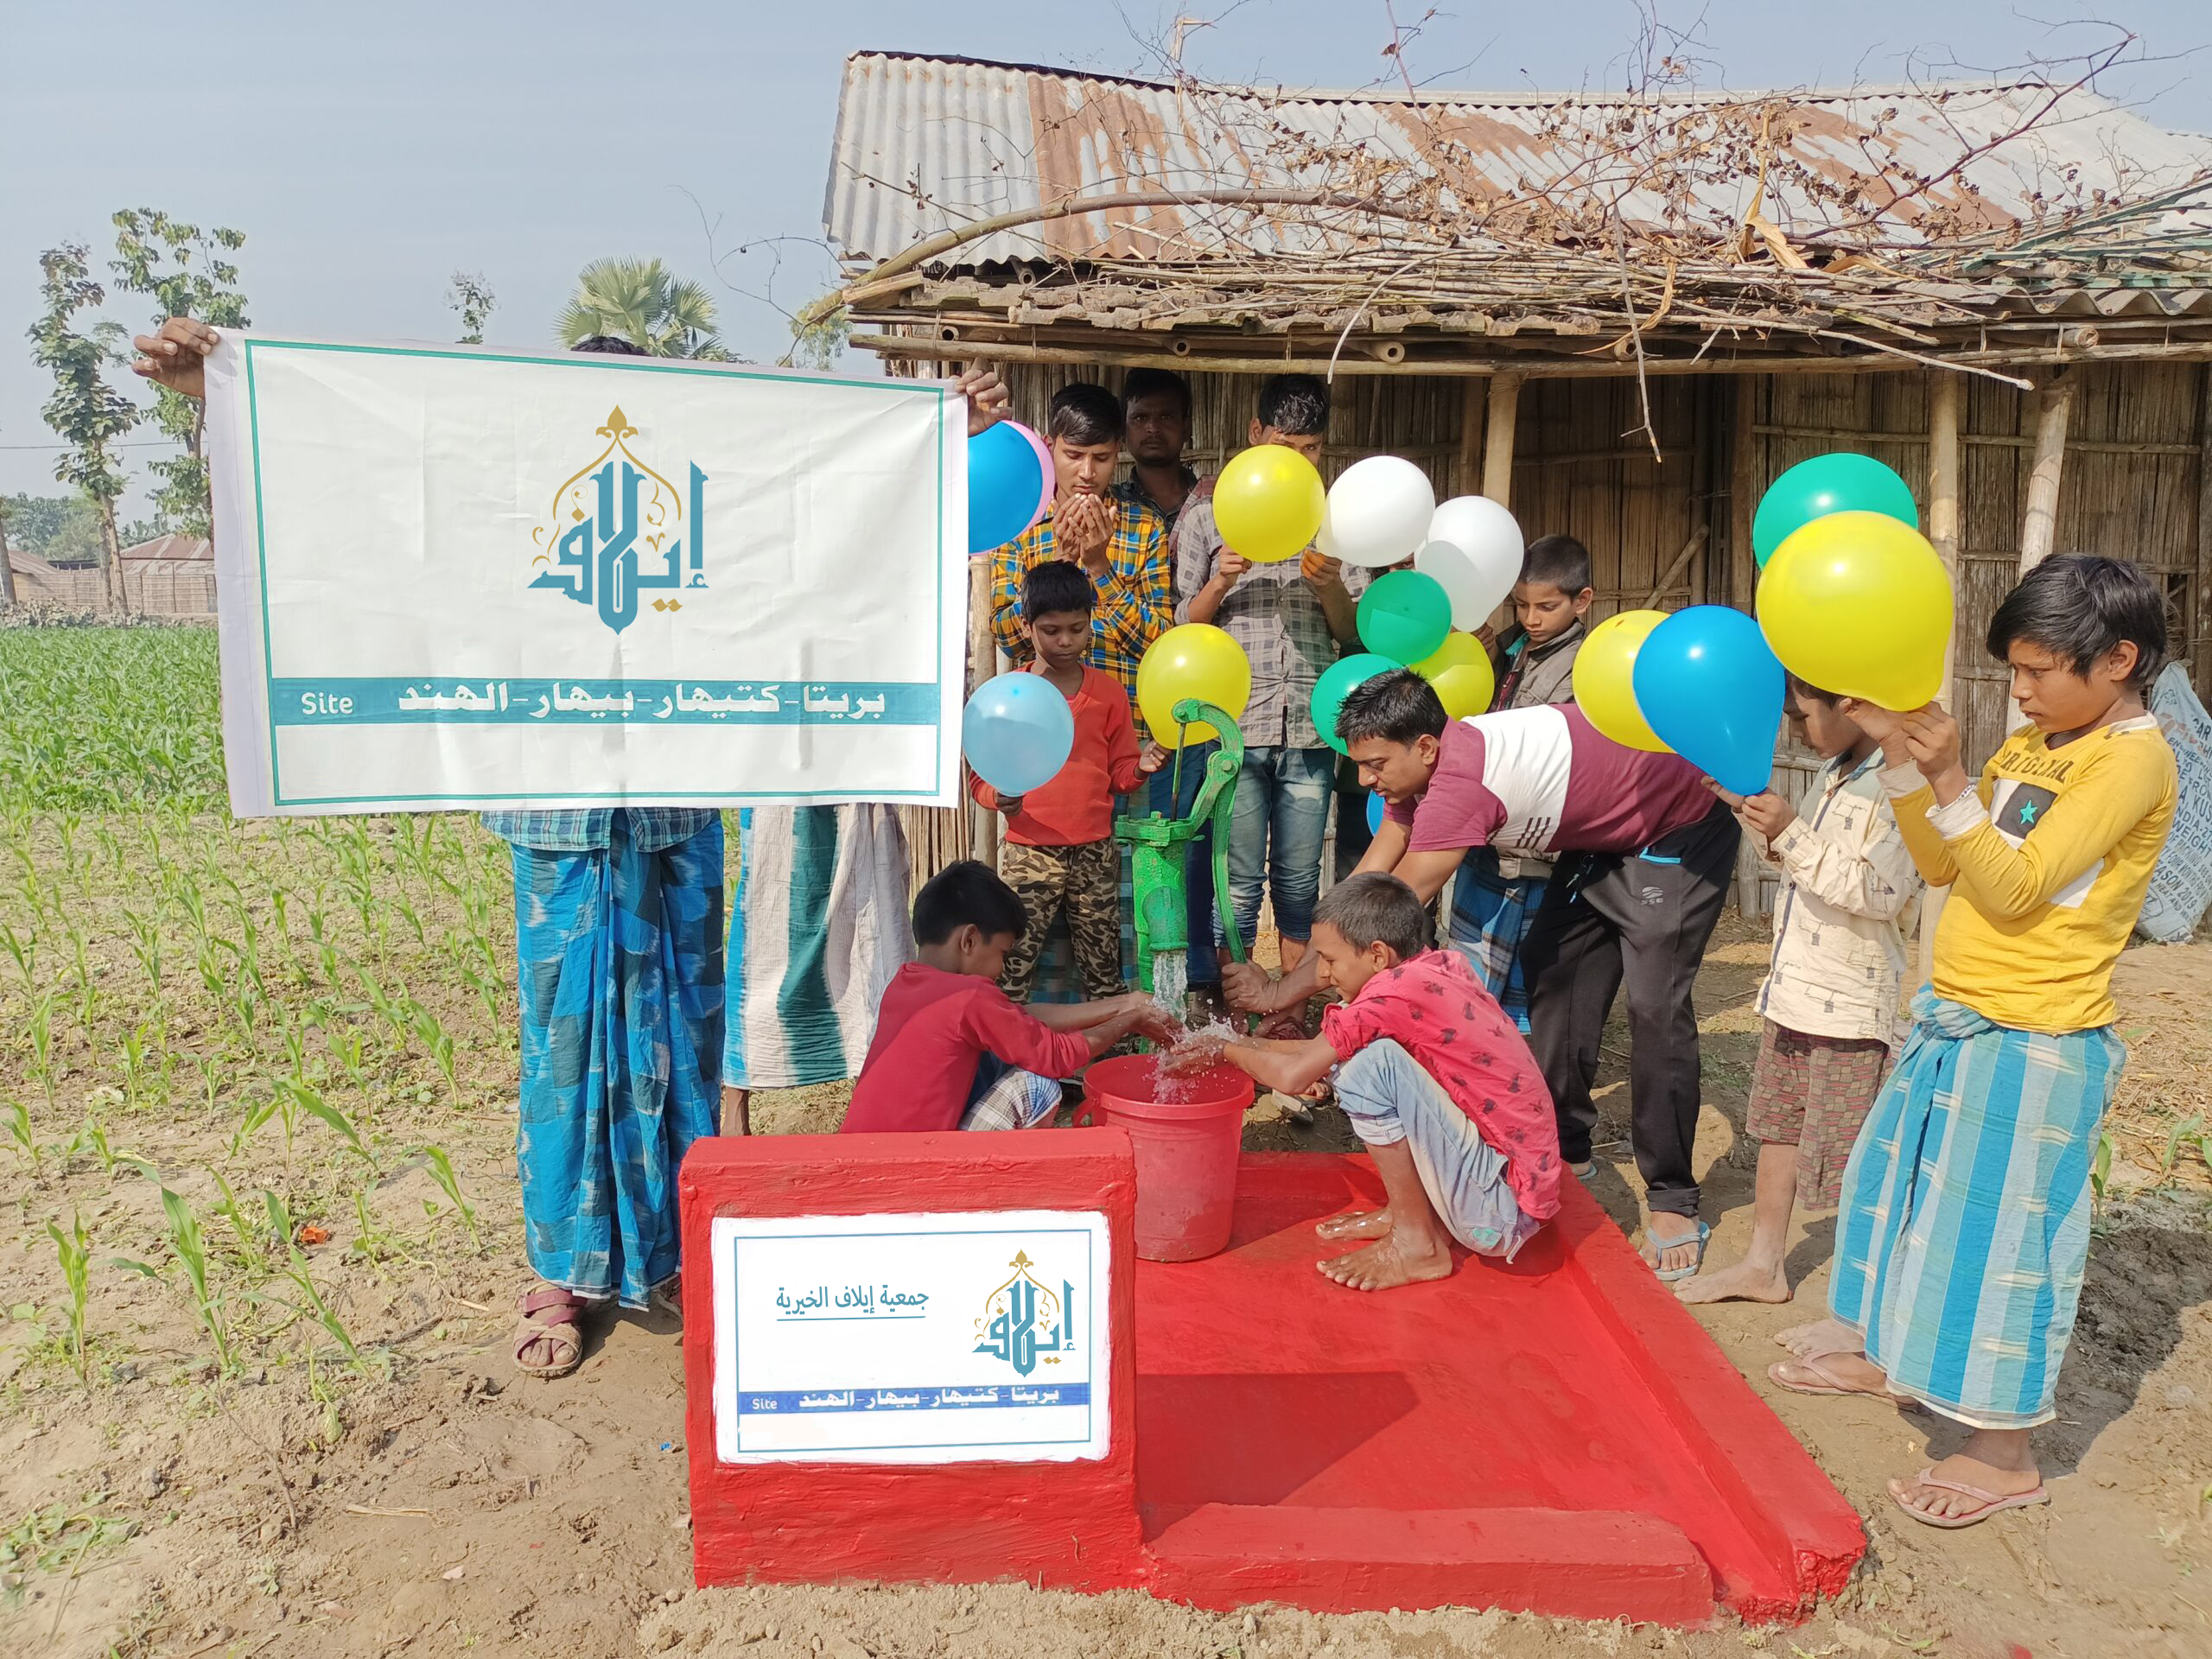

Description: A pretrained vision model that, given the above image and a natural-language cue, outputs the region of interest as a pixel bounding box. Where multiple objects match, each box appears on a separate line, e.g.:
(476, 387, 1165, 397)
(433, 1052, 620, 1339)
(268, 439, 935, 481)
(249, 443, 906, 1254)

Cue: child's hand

(1835, 697, 1908, 748)
(1297, 549, 1340, 587)
(1736, 790, 1798, 842)
(995, 794, 1024, 817)
(1213, 549, 1252, 587)
(1137, 742, 1170, 777)
(1160, 1032, 1229, 1073)
(1898, 703, 1967, 802)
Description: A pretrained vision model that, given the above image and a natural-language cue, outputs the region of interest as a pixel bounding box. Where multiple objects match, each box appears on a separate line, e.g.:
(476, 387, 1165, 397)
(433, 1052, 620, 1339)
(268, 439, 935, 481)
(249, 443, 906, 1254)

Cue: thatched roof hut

(817, 51, 2212, 902)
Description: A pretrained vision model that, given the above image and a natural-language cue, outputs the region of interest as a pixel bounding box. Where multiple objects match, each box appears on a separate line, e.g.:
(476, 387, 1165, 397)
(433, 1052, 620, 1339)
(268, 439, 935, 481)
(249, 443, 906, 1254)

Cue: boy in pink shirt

(1173, 873, 1561, 1290)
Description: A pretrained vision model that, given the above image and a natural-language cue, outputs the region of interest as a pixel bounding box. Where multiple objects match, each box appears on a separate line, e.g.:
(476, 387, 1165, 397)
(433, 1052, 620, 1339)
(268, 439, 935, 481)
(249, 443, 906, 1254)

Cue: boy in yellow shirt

(1770, 555, 2176, 1532)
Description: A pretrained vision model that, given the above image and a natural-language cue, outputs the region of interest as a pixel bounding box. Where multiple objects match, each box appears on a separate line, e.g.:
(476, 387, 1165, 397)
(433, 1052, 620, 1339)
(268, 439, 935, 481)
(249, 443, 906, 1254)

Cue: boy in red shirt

(971, 561, 1166, 1001)
(1174, 873, 1561, 1290)
(842, 861, 1180, 1134)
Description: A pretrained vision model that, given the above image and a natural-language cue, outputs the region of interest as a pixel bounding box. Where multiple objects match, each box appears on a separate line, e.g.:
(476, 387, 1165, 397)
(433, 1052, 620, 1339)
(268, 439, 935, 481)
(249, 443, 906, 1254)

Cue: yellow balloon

(1758, 512, 1954, 709)
(1412, 632, 1497, 720)
(1573, 610, 1673, 753)
(1137, 624, 1252, 747)
(1213, 443, 1326, 564)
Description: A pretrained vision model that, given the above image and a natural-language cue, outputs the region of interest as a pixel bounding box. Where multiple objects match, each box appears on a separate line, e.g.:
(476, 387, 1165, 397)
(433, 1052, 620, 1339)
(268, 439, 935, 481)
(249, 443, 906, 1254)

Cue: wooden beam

(2019, 372, 2075, 575)
(967, 556, 997, 869)
(1728, 374, 1760, 613)
(1481, 373, 1522, 506)
(1455, 378, 1485, 499)
(2198, 364, 2212, 691)
(1927, 372, 1964, 706)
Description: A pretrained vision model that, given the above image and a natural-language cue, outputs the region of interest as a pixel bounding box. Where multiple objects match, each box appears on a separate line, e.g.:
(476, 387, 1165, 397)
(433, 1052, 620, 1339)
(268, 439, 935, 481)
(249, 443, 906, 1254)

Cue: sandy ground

(4, 919, 2210, 1658)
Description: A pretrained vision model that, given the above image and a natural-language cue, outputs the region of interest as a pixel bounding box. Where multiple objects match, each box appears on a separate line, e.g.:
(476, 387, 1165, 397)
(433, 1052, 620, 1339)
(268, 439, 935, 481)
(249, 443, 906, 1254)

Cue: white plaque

(710, 1210, 1110, 1465)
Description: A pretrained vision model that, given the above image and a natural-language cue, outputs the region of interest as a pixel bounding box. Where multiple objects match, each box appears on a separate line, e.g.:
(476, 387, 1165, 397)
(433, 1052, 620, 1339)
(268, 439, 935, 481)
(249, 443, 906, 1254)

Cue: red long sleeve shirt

(968, 665, 1144, 847)
(842, 963, 1093, 1134)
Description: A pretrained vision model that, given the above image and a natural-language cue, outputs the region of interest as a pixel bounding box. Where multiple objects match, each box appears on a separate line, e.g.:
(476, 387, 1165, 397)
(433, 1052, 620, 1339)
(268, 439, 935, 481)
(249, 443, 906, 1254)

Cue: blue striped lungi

(1828, 989, 2125, 1428)
(723, 805, 912, 1086)
(1446, 846, 1548, 1033)
(513, 813, 725, 1307)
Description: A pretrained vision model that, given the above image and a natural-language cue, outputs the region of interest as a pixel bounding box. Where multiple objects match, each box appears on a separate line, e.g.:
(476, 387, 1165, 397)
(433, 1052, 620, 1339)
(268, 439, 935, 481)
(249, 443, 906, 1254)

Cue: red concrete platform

(1138, 1154, 1865, 1623)
(681, 1133, 1863, 1627)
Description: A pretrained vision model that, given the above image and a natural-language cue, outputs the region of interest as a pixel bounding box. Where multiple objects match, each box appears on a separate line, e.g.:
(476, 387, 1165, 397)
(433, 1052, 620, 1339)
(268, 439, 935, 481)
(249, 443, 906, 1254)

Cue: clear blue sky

(4, 0, 2207, 515)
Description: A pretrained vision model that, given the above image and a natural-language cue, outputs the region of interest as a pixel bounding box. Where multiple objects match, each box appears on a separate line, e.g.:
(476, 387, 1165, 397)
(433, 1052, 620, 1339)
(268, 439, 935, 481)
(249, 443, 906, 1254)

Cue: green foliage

(789, 301, 850, 371)
(110, 208, 249, 539)
(28, 244, 137, 607)
(47, 1209, 91, 1382)
(558, 256, 728, 359)
(447, 270, 496, 345)
(0, 628, 226, 809)
(1, 492, 105, 567)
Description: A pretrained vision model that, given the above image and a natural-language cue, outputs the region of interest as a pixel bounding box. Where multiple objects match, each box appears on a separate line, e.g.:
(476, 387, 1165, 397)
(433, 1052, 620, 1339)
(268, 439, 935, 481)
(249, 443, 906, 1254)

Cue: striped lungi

(723, 805, 912, 1089)
(1828, 989, 2124, 1428)
(1446, 846, 1548, 1033)
(512, 814, 725, 1307)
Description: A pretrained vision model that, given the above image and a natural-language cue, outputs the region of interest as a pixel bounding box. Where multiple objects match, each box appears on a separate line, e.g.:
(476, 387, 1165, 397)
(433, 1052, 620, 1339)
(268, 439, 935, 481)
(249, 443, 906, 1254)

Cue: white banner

(205, 334, 968, 816)
(710, 1211, 1111, 1465)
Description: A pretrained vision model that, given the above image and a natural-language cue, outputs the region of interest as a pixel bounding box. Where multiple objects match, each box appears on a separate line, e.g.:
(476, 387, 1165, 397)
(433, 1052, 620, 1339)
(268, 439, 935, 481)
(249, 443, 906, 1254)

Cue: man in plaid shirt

(1173, 376, 1363, 990)
(988, 382, 1171, 697)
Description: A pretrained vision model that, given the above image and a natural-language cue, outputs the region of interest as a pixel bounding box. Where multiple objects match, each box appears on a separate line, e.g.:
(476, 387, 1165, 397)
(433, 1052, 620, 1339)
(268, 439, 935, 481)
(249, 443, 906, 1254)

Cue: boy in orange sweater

(970, 561, 1166, 1001)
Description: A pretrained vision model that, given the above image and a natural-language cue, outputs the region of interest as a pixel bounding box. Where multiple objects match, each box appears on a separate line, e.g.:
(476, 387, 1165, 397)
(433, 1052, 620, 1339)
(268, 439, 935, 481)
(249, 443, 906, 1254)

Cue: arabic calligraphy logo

(971, 1250, 1076, 1378)
(530, 406, 707, 634)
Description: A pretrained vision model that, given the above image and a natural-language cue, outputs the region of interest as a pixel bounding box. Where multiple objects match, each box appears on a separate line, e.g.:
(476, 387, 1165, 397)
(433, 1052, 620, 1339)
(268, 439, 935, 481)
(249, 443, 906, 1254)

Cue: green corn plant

(47, 1210, 91, 1383)
(262, 1191, 365, 1372)
(27, 991, 57, 1109)
(204, 1169, 265, 1274)
(0, 919, 35, 989)
(330, 1025, 370, 1092)
(67, 923, 96, 1034)
(119, 907, 162, 996)
(410, 1002, 459, 1106)
(2162, 1113, 2212, 1180)
(3, 1098, 39, 1173)
(417, 1142, 481, 1249)
(159, 1185, 235, 1373)
(2090, 1126, 2116, 1202)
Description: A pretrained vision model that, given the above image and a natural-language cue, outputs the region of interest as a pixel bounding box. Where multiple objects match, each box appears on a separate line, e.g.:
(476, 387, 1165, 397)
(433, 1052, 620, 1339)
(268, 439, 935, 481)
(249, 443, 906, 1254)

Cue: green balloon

(1357, 569, 1453, 666)
(1310, 652, 1400, 756)
(1753, 452, 1918, 568)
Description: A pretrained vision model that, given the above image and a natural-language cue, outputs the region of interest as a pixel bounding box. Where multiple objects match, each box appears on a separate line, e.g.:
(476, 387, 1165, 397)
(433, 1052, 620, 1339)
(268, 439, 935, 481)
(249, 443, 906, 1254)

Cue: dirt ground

(5, 917, 2210, 1658)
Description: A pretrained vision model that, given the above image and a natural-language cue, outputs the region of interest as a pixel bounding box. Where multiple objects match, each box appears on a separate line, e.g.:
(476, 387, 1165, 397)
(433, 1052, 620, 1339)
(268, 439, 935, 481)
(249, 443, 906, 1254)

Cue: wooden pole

(1455, 377, 1486, 499)
(967, 556, 997, 869)
(1728, 375, 1759, 612)
(1919, 371, 1965, 988)
(2018, 372, 2074, 576)
(2197, 365, 2212, 690)
(0, 507, 16, 607)
(1481, 373, 1522, 506)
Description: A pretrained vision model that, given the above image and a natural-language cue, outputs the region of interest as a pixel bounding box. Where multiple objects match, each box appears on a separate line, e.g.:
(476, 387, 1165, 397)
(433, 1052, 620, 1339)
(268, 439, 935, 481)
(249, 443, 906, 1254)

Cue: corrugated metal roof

(827, 50, 2212, 270)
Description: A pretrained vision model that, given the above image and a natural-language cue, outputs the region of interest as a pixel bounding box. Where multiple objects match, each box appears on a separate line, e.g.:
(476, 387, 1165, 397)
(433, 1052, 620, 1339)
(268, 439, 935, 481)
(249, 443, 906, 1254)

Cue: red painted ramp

(1135, 1155, 1864, 1624)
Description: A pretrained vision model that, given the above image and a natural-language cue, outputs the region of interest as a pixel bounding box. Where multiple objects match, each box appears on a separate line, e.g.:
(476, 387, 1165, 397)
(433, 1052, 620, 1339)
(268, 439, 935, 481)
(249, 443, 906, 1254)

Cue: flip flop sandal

(1768, 1356, 1921, 1404)
(1644, 1220, 1710, 1283)
(513, 1286, 587, 1378)
(1891, 1468, 2050, 1529)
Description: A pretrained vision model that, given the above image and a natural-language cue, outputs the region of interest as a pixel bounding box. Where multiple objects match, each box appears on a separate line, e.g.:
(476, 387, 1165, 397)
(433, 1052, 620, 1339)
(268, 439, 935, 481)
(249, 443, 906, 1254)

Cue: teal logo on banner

(530, 405, 706, 635)
(972, 1251, 1077, 1378)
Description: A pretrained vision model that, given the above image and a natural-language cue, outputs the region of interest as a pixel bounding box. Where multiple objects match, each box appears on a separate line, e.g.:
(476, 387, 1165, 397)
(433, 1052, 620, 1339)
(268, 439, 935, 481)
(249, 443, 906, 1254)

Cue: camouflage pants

(1000, 837, 1122, 1004)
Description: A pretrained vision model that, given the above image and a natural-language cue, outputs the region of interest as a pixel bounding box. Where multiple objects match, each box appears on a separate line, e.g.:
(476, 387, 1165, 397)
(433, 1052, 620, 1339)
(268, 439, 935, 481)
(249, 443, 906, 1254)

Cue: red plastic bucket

(1076, 1055, 1253, 1262)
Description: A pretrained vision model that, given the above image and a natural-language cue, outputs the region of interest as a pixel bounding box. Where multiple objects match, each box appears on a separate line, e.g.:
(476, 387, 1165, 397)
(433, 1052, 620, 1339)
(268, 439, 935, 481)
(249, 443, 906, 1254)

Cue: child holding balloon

(1769, 555, 2176, 1531)
(971, 561, 1167, 1002)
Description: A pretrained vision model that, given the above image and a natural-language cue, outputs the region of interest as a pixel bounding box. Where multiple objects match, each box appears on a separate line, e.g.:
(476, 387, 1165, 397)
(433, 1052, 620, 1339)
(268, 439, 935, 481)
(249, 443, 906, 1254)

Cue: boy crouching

(1173, 874, 1563, 1289)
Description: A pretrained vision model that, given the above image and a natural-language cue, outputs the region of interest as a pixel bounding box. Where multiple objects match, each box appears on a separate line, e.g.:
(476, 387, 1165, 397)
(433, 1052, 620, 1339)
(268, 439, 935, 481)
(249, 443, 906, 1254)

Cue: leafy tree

(789, 299, 850, 372)
(557, 257, 728, 359)
(447, 270, 497, 344)
(29, 244, 137, 611)
(110, 209, 249, 540)
(2, 492, 97, 558)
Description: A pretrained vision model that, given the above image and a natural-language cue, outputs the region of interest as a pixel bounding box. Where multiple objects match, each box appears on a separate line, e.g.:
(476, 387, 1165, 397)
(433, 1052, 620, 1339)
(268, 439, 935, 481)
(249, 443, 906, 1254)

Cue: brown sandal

(514, 1286, 587, 1377)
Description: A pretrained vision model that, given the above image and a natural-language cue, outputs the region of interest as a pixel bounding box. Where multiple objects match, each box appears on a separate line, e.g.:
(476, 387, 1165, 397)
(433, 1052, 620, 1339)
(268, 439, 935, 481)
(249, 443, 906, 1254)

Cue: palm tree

(557, 257, 728, 359)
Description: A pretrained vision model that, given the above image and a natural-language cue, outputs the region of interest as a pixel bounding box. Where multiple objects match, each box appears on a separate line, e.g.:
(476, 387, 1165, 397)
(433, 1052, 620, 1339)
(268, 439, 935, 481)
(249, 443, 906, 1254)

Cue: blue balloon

(962, 671, 1075, 796)
(1630, 606, 1784, 796)
(969, 423, 1046, 555)
(1365, 791, 1386, 836)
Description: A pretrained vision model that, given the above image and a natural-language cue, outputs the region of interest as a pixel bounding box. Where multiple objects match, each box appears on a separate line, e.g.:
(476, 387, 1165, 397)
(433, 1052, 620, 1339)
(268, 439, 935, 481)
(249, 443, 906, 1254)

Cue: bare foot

(1317, 1207, 1391, 1241)
(1317, 1232, 1455, 1292)
(1675, 1256, 1791, 1306)
(1769, 1352, 1896, 1397)
(1774, 1317, 1861, 1358)
(1890, 1452, 2045, 1526)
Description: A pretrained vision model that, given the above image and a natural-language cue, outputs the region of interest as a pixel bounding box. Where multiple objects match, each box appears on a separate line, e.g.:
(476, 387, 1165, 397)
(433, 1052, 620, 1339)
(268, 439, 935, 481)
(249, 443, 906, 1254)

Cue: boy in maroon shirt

(842, 861, 1179, 1134)
(1174, 873, 1560, 1291)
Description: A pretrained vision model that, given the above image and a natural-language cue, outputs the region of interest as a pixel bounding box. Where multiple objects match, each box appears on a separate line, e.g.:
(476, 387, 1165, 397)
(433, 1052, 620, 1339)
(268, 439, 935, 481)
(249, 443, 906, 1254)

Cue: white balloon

(1422, 495, 1524, 623)
(1321, 455, 1437, 569)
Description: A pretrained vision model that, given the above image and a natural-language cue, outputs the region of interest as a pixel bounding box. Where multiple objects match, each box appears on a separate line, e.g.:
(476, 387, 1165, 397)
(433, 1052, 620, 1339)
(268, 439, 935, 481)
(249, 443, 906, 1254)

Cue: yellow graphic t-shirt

(1888, 715, 2176, 1033)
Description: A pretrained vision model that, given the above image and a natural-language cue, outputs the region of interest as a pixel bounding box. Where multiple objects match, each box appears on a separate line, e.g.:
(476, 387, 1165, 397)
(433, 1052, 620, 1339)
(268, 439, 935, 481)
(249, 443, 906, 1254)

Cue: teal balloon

(1310, 652, 1398, 756)
(963, 671, 1074, 795)
(1752, 453, 1917, 569)
(1357, 569, 1453, 665)
(1630, 606, 1783, 796)
(968, 423, 1047, 555)
(1365, 791, 1386, 836)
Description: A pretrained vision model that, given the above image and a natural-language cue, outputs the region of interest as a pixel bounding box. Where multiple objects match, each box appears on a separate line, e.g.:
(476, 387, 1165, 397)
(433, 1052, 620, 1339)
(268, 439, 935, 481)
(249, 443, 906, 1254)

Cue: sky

(4, 0, 2209, 518)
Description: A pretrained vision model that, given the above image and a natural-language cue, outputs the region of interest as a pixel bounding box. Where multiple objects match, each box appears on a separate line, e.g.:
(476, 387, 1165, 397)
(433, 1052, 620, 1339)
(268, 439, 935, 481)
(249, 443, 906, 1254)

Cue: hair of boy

(1337, 669, 1450, 747)
(1313, 872, 1436, 961)
(1048, 382, 1125, 446)
(1787, 674, 1843, 707)
(1121, 366, 1192, 418)
(912, 859, 1028, 946)
(573, 334, 648, 357)
(1255, 373, 1331, 436)
(1023, 558, 1096, 621)
(1986, 553, 2169, 690)
(1520, 533, 1592, 595)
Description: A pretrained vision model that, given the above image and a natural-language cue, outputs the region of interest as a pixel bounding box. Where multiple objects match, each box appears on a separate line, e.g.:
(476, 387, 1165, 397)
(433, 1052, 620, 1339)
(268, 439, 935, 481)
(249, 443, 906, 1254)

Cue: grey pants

(1520, 803, 1739, 1218)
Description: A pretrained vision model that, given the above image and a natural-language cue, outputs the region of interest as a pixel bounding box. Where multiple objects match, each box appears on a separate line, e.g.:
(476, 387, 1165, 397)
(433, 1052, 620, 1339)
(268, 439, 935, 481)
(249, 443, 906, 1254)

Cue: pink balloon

(1014, 422, 1055, 524)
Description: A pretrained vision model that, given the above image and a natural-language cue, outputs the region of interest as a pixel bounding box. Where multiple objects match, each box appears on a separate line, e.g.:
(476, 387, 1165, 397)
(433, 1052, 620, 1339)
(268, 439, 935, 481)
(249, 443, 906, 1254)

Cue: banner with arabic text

(205, 334, 966, 816)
